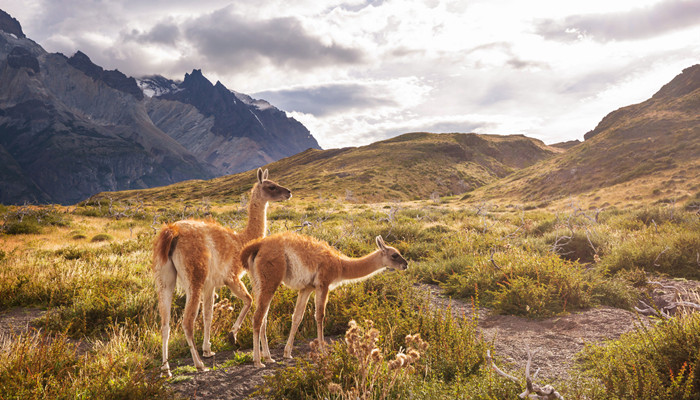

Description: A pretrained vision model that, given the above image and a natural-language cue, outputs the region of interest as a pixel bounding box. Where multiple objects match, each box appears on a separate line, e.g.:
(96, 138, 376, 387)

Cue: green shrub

(4, 221, 42, 235)
(438, 248, 601, 317)
(577, 313, 700, 399)
(1, 207, 70, 235)
(91, 233, 115, 242)
(601, 224, 700, 279)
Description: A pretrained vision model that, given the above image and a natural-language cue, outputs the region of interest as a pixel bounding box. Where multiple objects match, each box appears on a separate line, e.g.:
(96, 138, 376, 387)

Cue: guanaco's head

(255, 168, 292, 202)
(375, 235, 408, 271)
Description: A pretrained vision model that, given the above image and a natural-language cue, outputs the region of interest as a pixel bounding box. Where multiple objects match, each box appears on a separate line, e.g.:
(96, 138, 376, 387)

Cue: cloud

(535, 0, 700, 42)
(254, 77, 430, 116)
(123, 20, 181, 46)
(254, 83, 395, 116)
(183, 6, 365, 70)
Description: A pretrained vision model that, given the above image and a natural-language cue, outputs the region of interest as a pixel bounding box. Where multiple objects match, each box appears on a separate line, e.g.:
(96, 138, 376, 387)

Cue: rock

(0, 9, 24, 38)
(7, 46, 39, 73)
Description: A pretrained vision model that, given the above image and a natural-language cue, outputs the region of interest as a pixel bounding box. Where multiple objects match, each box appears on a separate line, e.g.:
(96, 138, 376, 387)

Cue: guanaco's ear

(375, 235, 387, 251)
(257, 168, 264, 183)
(262, 169, 269, 181)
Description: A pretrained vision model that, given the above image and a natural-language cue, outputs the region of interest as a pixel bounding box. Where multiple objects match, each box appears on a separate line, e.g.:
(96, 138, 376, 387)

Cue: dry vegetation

(85, 132, 557, 204)
(1, 192, 699, 399)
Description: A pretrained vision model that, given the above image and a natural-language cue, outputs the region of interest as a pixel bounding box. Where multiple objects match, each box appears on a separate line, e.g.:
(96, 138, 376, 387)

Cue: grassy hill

(87, 132, 558, 204)
(475, 64, 700, 208)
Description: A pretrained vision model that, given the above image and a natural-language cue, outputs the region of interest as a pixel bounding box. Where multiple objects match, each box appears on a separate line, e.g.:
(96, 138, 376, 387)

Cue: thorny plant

(322, 320, 429, 400)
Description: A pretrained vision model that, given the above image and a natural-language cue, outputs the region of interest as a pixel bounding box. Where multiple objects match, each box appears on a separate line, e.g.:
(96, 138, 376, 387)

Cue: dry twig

(486, 349, 564, 400)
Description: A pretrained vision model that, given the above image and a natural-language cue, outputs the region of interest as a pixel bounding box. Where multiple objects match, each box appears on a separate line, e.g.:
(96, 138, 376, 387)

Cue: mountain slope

(0, 28, 213, 205)
(0, 9, 320, 205)
(142, 71, 320, 175)
(478, 64, 700, 206)
(90, 132, 558, 203)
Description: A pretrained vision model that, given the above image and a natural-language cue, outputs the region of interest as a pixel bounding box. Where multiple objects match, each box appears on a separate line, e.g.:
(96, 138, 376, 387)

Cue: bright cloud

(3, 0, 699, 149)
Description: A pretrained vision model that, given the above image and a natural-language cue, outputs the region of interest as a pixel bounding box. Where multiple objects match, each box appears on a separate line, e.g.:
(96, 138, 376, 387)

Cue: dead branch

(489, 247, 502, 271)
(634, 299, 671, 319)
(635, 298, 700, 319)
(647, 281, 676, 290)
(485, 350, 520, 384)
(550, 235, 573, 256)
(482, 217, 497, 234)
(486, 350, 564, 400)
(653, 246, 670, 267)
(583, 226, 598, 257)
(294, 221, 313, 231)
(505, 206, 526, 238)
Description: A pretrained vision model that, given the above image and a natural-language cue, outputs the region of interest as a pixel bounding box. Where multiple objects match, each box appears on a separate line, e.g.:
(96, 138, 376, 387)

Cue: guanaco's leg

(284, 287, 313, 358)
(156, 260, 177, 377)
(261, 317, 274, 363)
(182, 287, 208, 372)
(314, 286, 330, 346)
(252, 289, 275, 368)
(226, 277, 253, 342)
(201, 286, 216, 357)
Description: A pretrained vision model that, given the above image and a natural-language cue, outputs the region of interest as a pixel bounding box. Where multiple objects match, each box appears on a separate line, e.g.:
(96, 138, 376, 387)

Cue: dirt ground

(1, 278, 698, 399)
(0, 307, 45, 338)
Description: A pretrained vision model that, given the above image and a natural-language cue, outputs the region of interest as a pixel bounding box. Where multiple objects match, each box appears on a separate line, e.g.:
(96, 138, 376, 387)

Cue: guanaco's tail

(240, 238, 263, 270)
(153, 224, 180, 270)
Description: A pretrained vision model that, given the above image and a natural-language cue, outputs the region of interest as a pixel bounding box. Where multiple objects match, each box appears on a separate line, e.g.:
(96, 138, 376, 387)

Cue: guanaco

(153, 168, 290, 376)
(240, 232, 408, 367)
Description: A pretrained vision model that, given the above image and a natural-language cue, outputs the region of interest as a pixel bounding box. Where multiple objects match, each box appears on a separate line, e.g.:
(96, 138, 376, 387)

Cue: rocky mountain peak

(0, 9, 24, 39)
(182, 69, 210, 86)
(68, 51, 144, 100)
(137, 75, 180, 97)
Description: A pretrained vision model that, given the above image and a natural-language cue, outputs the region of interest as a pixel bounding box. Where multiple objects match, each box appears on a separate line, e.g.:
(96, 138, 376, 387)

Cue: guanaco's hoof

(226, 332, 240, 348)
(203, 350, 216, 358)
(161, 363, 172, 378)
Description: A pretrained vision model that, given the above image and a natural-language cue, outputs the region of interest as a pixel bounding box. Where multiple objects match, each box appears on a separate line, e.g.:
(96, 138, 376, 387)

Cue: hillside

(476, 64, 700, 207)
(88, 132, 558, 204)
(0, 9, 319, 205)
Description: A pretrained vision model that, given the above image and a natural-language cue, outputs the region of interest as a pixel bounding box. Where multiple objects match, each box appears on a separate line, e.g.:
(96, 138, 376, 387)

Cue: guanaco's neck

(242, 186, 268, 240)
(339, 251, 385, 281)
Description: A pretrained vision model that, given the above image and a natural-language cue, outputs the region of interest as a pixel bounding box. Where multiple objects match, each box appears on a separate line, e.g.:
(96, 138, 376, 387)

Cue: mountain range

(0, 9, 319, 205)
(94, 64, 700, 207)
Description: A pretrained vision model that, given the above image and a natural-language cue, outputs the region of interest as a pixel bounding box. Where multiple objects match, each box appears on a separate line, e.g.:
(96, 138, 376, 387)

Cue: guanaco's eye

(269, 185, 277, 190)
(391, 254, 399, 259)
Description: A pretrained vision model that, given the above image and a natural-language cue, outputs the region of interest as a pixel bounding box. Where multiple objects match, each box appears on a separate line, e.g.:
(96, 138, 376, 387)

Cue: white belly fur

(283, 248, 315, 290)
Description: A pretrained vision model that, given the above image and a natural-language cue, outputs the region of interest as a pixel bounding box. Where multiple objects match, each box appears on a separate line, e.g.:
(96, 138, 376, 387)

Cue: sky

(4, 0, 700, 149)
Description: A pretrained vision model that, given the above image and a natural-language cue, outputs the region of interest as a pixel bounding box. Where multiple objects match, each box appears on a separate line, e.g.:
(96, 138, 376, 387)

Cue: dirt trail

(0, 307, 45, 338)
(419, 283, 648, 381)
